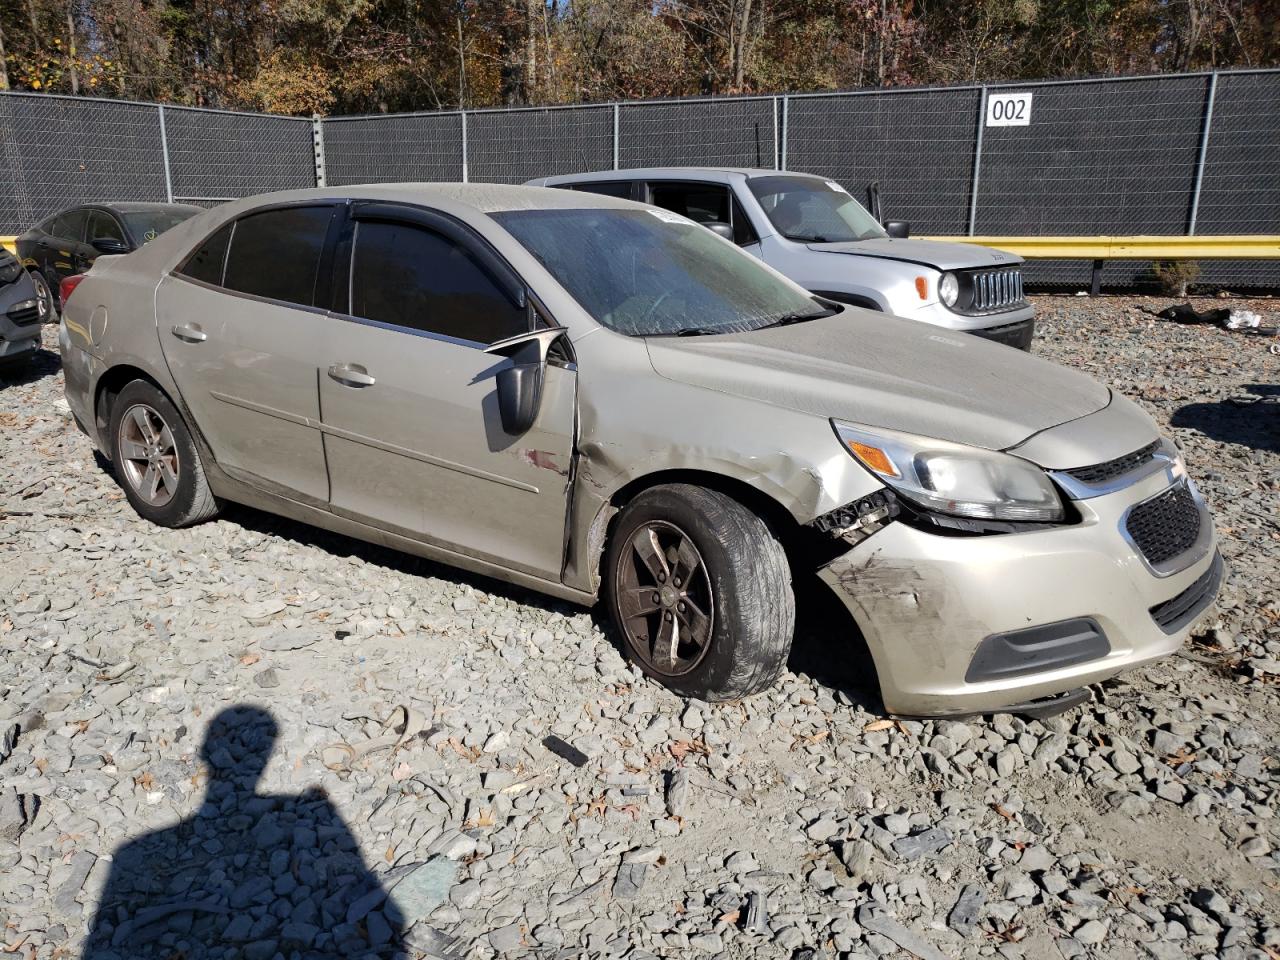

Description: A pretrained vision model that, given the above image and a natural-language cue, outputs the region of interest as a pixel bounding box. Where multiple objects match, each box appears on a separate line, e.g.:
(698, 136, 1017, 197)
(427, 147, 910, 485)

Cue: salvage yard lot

(1, 295, 1278, 959)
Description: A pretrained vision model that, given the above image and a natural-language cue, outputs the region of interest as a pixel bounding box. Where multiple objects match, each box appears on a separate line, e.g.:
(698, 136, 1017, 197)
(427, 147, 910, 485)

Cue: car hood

(644, 309, 1111, 454)
(808, 237, 1022, 271)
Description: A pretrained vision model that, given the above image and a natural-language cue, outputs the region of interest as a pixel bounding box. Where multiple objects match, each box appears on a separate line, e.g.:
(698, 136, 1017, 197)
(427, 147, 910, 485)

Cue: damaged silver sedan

(58, 184, 1221, 716)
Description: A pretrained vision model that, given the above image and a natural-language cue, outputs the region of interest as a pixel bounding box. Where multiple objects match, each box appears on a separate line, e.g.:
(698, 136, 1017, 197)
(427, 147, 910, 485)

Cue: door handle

(328, 363, 376, 388)
(171, 324, 207, 343)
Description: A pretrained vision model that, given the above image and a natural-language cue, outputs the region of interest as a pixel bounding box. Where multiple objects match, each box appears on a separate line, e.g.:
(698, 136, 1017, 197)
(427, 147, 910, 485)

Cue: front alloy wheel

(615, 520, 715, 677)
(605, 483, 796, 701)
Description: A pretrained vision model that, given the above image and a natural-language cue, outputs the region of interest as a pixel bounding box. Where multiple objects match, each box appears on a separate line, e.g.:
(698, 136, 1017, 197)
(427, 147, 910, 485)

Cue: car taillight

(60, 274, 86, 304)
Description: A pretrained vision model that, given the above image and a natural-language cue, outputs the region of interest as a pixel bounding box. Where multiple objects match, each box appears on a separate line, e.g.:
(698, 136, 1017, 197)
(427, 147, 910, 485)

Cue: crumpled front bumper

(818, 468, 1219, 717)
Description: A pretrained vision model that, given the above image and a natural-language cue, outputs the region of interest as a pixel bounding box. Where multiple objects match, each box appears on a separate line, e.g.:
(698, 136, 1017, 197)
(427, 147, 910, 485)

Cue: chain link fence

(2, 69, 1278, 289)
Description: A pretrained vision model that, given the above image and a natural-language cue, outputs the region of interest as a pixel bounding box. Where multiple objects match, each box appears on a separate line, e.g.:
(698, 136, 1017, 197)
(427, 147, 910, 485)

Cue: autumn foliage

(0, 0, 1275, 114)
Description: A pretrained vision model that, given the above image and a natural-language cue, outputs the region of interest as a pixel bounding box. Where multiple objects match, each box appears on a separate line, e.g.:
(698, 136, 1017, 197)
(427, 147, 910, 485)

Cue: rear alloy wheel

(108, 379, 220, 527)
(606, 484, 795, 701)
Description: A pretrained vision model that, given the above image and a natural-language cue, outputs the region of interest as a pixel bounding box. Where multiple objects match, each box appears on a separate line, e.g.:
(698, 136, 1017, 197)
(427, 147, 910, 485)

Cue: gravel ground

(1, 295, 1278, 960)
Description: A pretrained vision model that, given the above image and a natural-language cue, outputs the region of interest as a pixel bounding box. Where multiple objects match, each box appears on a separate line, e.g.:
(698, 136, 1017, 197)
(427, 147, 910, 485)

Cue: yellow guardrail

(922, 235, 1280, 260)
(1, 236, 15, 256)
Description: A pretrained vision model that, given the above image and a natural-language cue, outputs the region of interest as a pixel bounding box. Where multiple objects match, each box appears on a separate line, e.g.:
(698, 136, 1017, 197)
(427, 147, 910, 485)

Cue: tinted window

(350, 220, 526, 344)
(649, 183, 757, 246)
(88, 211, 125, 243)
(53, 209, 89, 243)
(223, 206, 334, 306)
(178, 223, 233, 286)
(570, 181, 632, 199)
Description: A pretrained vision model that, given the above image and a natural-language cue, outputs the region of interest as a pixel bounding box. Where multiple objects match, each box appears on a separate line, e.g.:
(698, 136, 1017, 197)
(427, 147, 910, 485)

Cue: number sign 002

(986, 92, 1032, 127)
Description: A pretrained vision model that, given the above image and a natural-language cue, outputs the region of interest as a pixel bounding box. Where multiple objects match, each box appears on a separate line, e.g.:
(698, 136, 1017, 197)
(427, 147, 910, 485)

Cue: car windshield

(122, 208, 198, 244)
(747, 176, 887, 243)
(494, 207, 831, 337)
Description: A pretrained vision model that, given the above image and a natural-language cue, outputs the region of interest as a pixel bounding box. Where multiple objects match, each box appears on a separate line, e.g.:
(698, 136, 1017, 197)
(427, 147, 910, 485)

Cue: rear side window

(178, 223, 233, 286)
(88, 211, 125, 243)
(349, 220, 526, 344)
(53, 209, 89, 243)
(570, 181, 633, 199)
(222, 206, 334, 306)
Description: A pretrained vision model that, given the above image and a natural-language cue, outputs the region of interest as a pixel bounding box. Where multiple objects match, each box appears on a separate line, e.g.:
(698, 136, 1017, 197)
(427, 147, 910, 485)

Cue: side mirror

(92, 237, 130, 255)
(884, 221, 910, 239)
(484, 327, 569, 435)
(705, 222, 734, 241)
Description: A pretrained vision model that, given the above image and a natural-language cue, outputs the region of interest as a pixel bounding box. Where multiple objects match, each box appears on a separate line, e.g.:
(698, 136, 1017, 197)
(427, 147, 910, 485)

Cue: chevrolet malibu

(58, 185, 1222, 716)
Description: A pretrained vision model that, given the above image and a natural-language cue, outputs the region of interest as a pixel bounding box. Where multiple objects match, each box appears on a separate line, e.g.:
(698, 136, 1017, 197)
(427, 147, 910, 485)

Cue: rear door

(319, 203, 577, 580)
(156, 204, 338, 504)
(48, 209, 89, 283)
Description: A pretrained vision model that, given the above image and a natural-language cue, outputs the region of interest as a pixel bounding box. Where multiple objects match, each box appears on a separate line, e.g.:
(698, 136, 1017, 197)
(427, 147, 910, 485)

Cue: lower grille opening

(1150, 551, 1224, 634)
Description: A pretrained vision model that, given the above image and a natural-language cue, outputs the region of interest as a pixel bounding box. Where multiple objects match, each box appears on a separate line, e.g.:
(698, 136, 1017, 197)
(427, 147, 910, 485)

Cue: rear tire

(108, 379, 220, 528)
(605, 483, 795, 701)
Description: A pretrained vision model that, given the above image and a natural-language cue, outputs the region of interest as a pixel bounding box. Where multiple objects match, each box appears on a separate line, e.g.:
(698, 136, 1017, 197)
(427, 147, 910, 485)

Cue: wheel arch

(580, 467, 810, 597)
(93, 364, 171, 456)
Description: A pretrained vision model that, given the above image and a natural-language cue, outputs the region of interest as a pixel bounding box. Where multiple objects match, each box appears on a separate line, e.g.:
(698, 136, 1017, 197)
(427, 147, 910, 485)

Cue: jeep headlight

(833, 420, 1063, 522)
(938, 271, 959, 308)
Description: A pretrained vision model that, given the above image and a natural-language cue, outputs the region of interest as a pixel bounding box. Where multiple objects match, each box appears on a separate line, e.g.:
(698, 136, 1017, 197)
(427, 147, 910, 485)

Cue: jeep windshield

(747, 175, 887, 244)
(495, 207, 831, 336)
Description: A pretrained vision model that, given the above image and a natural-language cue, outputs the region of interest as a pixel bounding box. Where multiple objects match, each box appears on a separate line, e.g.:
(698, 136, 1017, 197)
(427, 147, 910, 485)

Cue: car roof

(200, 182, 646, 217)
(528, 167, 827, 186)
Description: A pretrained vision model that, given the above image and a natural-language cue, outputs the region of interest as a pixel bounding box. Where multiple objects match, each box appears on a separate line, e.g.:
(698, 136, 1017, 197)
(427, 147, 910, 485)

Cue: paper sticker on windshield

(824, 181, 848, 194)
(648, 208, 696, 226)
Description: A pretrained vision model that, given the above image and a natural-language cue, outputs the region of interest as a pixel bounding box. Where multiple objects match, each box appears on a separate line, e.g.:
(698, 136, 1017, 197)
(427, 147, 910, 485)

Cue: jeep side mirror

(484, 327, 569, 435)
(92, 237, 130, 255)
(705, 222, 734, 241)
(884, 221, 910, 239)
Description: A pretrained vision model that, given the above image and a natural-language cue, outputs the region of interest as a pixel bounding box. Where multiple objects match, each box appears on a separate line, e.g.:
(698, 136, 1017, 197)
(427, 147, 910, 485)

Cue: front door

(319, 209, 576, 581)
(157, 204, 338, 504)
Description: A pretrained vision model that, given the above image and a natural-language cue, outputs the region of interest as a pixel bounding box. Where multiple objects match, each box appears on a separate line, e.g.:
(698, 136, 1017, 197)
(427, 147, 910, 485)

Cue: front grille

(1150, 551, 1223, 633)
(1125, 482, 1201, 566)
(1066, 440, 1161, 485)
(6, 303, 41, 326)
(971, 317, 1035, 351)
(967, 268, 1024, 312)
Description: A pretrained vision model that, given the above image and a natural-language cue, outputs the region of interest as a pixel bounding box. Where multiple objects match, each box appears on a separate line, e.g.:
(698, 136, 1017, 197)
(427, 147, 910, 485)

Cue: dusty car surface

(528, 168, 1036, 350)
(58, 184, 1220, 716)
(0, 246, 45, 370)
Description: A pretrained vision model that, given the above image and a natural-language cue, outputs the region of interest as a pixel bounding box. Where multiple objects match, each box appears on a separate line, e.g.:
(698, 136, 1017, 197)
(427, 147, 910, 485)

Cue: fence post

(772, 97, 779, 169)
(460, 110, 469, 182)
(779, 96, 789, 170)
(613, 103, 620, 169)
(967, 87, 987, 237)
(312, 115, 326, 188)
(157, 104, 174, 202)
(1188, 71, 1218, 236)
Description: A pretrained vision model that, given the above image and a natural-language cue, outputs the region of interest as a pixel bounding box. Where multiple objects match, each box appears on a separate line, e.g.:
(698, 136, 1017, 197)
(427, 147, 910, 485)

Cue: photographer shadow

(85, 705, 405, 959)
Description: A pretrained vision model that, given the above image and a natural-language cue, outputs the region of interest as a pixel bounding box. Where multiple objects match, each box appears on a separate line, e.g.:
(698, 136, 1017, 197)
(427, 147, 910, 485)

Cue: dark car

(17, 202, 201, 315)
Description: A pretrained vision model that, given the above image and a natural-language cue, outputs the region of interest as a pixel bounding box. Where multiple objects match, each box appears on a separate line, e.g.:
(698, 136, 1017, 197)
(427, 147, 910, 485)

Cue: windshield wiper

(785, 233, 831, 243)
(755, 309, 832, 330)
(674, 326, 726, 337)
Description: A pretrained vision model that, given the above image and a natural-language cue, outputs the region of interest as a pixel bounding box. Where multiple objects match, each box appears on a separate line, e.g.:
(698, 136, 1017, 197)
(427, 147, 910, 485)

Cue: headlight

(0, 258, 20, 285)
(938, 271, 959, 308)
(833, 420, 1064, 522)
